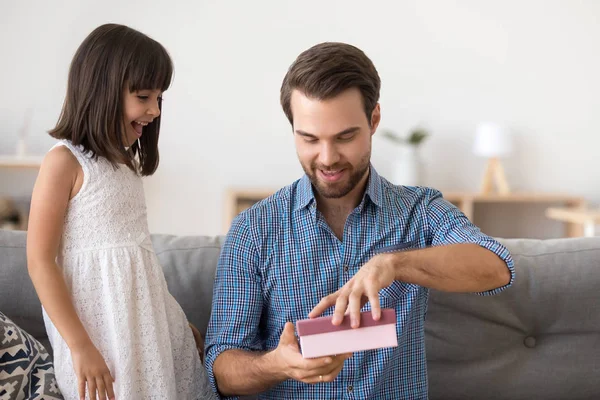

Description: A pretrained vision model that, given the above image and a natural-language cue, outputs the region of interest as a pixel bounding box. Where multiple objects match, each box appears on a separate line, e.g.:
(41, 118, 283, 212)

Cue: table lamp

(473, 123, 512, 195)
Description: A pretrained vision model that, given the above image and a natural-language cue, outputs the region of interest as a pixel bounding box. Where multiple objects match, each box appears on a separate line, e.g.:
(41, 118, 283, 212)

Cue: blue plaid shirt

(205, 166, 514, 399)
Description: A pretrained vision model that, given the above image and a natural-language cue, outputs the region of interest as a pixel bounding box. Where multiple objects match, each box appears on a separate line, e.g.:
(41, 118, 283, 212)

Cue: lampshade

(473, 123, 512, 158)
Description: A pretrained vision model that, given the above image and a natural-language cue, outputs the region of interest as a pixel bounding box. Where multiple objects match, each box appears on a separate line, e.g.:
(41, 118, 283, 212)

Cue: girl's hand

(70, 342, 115, 400)
(189, 323, 205, 363)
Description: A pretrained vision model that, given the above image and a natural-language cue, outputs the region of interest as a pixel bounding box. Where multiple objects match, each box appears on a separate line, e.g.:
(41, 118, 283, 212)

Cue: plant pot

(391, 145, 422, 186)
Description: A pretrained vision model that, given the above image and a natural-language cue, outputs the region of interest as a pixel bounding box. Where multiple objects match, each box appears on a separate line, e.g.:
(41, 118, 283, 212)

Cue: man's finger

(309, 293, 337, 319)
(279, 322, 298, 348)
(299, 355, 333, 371)
(348, 290, 363, 328)
(331, 293, 349, 325)
(303, 358, 348, 384)
(366, 286, 381, 321)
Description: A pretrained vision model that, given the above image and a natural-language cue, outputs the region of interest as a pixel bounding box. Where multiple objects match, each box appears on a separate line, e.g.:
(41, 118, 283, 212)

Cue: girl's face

(122, 88, 162, 146)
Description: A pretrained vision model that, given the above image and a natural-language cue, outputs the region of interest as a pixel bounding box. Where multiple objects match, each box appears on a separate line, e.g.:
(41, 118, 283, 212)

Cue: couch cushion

(426, 237, 600, 400)
(0, 230, 51, 353)
(0, 311, 63, 399)
(151, 234, 223, 336)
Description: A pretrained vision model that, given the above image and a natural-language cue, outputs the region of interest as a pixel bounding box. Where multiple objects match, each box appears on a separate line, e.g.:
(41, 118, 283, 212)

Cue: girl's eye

(137, 95, 149, 100)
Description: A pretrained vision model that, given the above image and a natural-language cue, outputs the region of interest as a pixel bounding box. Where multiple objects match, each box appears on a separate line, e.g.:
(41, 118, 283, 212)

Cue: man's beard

(302, 152, 371, 199)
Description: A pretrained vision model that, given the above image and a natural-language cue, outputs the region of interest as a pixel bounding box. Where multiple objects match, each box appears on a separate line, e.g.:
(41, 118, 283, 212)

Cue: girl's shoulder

(39, 142, 85, 199)
(50, 139, 88, 160)
(44, 144, 81, 173)
(49, 139, 100, 172)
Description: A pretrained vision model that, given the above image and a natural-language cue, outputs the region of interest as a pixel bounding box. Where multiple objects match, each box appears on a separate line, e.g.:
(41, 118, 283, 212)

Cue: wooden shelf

(442, 192, 584, 204)
(441, 191, 586, 237)
(224, 188, 587, 237)
(546, 207, 600, 237)
(0, 155, 43, 168)
(224, 188, 275, 232)
(546, 207, 600, 224)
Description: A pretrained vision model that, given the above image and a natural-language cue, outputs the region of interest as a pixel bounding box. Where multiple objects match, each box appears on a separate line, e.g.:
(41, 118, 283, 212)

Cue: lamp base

(480, 157, 510, 195)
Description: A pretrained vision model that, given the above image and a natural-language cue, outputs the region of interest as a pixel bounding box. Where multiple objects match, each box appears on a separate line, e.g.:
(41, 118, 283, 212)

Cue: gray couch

(2, 230, 599, 399)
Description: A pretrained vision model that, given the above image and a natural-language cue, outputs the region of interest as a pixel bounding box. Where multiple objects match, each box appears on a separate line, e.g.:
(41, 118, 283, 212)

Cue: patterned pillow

(0, 311, 63, 399)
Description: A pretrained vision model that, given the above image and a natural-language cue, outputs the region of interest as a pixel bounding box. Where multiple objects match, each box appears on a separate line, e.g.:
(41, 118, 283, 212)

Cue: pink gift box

(295, 309, 398, 358)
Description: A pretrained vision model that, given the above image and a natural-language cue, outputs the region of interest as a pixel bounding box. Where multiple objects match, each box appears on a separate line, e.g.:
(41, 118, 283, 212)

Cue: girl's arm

(27, 146, 89, 351)
(27, 146, 115, 400)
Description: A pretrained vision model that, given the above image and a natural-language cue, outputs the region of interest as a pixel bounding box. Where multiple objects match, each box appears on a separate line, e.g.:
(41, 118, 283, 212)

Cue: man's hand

(309, 254, 396, 328)
(274, 322, 351, 384)
(189, 323, 205, 363)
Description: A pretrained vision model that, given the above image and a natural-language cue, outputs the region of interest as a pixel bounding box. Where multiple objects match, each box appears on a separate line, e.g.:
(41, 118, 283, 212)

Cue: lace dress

(42, 140, 215, 399)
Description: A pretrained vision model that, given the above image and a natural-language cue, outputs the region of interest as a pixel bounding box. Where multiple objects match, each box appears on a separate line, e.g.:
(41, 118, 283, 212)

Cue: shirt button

(343, 265, 349, 272)
(347, 385, 353, 392)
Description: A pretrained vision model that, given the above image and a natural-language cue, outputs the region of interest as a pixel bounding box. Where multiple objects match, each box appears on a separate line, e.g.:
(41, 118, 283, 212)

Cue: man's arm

(310, 189, 514, 327)
(212, 349, 283, 396)
(425, 189, 514, 293)
(213, 322, 349, 397)
(205, 214, 269, 396)
(206, 215, 350, 397)
(381, 243, 510, 292)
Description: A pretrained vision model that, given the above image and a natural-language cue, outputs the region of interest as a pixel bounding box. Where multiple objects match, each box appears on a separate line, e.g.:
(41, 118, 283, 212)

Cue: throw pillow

(0, 311, 63, 399)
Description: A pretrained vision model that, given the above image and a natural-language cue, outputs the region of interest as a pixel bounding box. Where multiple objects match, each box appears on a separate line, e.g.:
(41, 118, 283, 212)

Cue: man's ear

(370, 103, 381, 135)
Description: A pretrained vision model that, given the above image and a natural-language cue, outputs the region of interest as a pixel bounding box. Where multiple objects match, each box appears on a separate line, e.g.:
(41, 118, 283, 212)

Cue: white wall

(2, 0, 599, 236)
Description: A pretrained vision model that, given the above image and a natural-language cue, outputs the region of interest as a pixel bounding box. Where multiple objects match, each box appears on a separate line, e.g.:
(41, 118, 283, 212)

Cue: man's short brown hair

(280, 42, 381, 126)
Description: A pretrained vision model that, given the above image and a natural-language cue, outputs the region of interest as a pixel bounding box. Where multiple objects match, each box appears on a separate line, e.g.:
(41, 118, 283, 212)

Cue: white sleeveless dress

(42, 140, 215, 400)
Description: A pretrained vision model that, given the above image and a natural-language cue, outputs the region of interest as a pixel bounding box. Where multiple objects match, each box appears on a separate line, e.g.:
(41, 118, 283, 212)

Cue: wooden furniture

(0, 155, 43, 169)
(224, 189, 587, 237)
(224, 189, 275, 232)
(0, 155, 42, 230)
(479, 157, 510, 195)
(442, 192, 586, 238)
(0, 197, 28, 230)
(546, 207, 600, 237)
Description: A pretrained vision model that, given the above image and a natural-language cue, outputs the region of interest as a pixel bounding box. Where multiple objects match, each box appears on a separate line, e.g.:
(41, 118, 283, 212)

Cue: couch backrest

(2, 230, 600, 399)
(0, 231, 224, 353)
(150, 234, 223, 335)
(426, 237, 600, 400)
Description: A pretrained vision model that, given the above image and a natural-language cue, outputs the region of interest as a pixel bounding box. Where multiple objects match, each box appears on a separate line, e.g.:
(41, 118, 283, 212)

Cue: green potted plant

(381, 127, 430, 186)
(381, 127, 429, 147)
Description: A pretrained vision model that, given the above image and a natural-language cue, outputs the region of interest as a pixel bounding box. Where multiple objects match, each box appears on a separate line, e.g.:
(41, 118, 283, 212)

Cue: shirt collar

(293, 164, 383, 212)
(294, 174, 315, 212)
(364, 165, 383, 208)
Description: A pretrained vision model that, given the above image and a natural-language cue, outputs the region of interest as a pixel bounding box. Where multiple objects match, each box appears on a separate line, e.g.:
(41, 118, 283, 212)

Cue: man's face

(291, 88, 380, 199)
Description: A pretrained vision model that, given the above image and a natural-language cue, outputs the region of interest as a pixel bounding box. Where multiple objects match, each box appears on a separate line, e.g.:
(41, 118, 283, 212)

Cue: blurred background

(1, 0, 599, 237)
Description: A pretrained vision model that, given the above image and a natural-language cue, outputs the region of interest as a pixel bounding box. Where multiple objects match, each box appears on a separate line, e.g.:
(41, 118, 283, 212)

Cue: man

(205, 42, 514, 399)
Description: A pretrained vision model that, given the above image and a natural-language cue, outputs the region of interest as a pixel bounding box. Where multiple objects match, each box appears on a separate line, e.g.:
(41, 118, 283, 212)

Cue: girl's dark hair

(49, 23, 173, 176)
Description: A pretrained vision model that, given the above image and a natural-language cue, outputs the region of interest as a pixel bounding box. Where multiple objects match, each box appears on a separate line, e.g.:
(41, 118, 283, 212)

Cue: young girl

(27, 24, 215, 400)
